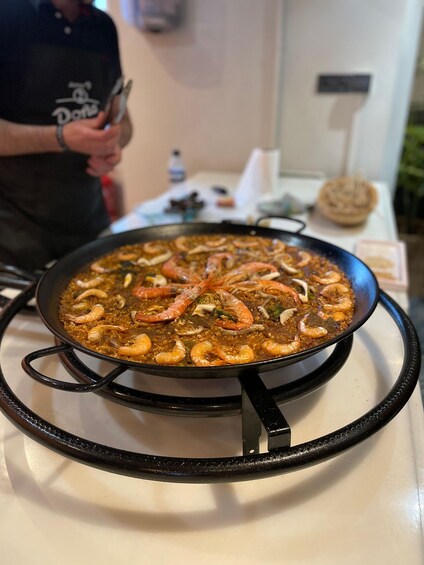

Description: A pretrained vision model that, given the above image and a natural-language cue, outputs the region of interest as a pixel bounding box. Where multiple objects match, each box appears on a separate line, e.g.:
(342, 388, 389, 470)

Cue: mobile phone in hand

(103, 78, 132, 127)
(113, 79, 133, 124)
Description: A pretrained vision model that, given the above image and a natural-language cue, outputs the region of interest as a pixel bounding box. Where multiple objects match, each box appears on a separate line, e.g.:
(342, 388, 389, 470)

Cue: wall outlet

(317, 74, 372, 93)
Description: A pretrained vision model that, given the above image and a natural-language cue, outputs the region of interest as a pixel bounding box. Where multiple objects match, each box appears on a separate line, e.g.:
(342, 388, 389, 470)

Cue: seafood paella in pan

(59, 233, 355, 367)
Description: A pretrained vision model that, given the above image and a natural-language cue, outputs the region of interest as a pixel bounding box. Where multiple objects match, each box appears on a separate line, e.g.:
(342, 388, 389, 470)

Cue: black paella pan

(35, 222, 380, 378)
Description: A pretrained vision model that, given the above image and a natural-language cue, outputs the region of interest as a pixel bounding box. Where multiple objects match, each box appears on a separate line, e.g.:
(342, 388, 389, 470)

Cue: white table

(0, 172, 423, 565)
(113, 171, 398, 246)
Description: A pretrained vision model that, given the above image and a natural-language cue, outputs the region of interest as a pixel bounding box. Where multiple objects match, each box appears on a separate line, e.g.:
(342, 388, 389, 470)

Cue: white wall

(109, 0, 423, 212)
(108, 0, 282, 211)
(278, 0, 424, 190)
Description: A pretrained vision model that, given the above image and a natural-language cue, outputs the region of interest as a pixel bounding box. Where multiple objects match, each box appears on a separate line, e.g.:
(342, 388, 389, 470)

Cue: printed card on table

(354, 239, 409, 291)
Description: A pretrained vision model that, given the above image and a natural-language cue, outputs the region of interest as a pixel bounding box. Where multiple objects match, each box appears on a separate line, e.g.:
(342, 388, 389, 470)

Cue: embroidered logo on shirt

(52, 81, 100, 125)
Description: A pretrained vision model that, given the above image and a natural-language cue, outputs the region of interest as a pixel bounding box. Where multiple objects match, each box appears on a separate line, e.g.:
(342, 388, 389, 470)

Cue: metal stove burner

(0, 283, 421, 483)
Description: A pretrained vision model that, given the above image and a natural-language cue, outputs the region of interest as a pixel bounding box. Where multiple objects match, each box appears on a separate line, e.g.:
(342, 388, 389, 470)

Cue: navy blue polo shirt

(0, 0, 123, 271)
(0, 0, 122, 125)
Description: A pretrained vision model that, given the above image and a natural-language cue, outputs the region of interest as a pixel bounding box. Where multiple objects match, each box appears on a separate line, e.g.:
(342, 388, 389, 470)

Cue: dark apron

(0, 42, 113, 271)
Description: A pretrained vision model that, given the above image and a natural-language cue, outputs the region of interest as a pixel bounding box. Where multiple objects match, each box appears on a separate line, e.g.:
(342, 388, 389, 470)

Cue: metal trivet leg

(239, 372, 291, 455)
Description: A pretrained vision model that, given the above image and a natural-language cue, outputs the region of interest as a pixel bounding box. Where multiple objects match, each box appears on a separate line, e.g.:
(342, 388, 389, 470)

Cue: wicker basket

(316, 176, 378, 226)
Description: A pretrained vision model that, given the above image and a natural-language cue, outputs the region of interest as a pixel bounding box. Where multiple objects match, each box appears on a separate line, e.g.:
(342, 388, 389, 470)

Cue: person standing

(0, 0, 133, 271)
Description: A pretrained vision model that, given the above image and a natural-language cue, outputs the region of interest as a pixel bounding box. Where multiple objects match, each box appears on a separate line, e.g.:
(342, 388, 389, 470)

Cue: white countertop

(113, 171, 399, 251)
(1, 172, 423, 564)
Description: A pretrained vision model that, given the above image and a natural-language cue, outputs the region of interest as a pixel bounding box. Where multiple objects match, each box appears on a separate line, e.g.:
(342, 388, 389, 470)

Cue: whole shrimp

(135, 282, 208, 323)
(233, 279, 302, 306)
(218, 262, 278, 285)
(205, 253, 234, 280)
(132, 284, 185, 300)
(161, 253, 202, 283)
(214, 289, 253, 331)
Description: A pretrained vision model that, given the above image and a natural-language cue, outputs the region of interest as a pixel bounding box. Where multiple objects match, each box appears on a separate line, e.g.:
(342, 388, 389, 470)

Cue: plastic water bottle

(167, 149, 186, 184)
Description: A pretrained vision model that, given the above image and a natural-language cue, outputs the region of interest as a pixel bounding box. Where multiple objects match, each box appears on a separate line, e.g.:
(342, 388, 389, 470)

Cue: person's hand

(86, 145, 122, 177)
(62, 112, 121, 156)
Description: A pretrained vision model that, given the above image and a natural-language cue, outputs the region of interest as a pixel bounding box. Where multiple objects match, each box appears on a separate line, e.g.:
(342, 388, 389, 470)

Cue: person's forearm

(0, 119, 61, 156)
